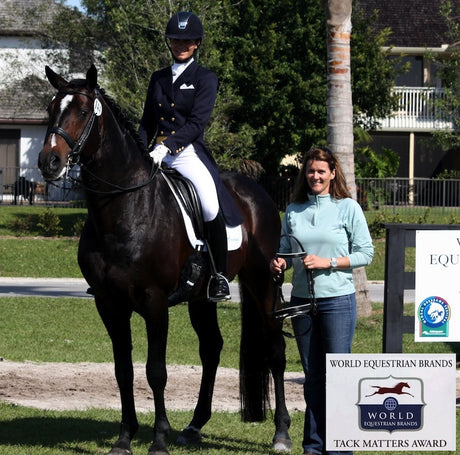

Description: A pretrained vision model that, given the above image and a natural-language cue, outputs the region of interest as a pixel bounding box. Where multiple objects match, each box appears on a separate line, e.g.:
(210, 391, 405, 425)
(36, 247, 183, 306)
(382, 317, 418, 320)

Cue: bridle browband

(45, 88, 158, 195)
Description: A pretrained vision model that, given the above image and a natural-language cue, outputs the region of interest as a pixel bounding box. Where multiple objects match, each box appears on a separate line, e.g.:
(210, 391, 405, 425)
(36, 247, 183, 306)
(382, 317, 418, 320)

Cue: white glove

(149, 143, 170, 165)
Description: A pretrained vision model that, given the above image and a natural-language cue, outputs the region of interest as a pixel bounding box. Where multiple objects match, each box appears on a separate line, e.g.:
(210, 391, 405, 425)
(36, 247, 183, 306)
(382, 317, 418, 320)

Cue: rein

(273, 234, 317, 338)
(46, 88, 159, 195)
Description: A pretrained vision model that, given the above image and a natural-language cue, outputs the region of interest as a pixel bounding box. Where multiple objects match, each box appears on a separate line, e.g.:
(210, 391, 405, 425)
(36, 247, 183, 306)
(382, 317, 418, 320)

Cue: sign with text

(326, 353, 456, 451)
(415, 230, 460, 341)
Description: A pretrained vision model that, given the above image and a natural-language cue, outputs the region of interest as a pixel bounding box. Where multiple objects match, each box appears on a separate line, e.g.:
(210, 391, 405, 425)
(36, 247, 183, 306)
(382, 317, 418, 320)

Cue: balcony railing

(376, 87, 454, 131)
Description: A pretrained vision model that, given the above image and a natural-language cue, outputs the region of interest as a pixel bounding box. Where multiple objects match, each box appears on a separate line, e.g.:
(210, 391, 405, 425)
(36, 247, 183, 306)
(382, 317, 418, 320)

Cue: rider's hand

(149, 143, 170, 165)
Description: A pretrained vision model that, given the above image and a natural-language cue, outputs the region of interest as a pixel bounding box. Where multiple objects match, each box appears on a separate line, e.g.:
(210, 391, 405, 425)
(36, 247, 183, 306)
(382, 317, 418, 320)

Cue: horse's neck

(87, 110, 148, 182)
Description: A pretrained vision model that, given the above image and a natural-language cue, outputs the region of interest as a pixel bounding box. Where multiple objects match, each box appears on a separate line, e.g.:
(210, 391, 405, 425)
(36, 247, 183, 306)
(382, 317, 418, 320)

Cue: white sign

(415, 230, 460, 341)
(326, 353, 456, 451)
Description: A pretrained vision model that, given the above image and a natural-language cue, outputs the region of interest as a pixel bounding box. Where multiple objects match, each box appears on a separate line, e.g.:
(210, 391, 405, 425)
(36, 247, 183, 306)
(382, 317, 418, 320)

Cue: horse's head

(38, 64, 102, 181)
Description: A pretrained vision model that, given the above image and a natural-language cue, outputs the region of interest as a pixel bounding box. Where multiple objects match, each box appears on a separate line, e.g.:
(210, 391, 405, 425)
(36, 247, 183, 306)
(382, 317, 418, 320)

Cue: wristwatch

(330, 257, 338, 269)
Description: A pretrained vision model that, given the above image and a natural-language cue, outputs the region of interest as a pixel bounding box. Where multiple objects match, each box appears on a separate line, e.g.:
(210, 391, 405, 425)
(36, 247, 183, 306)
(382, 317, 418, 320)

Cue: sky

(64, 0, 84, 11)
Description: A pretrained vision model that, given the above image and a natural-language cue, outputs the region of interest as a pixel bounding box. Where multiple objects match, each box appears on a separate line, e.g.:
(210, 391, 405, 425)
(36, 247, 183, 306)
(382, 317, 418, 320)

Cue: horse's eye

(80, 110, 89, 118)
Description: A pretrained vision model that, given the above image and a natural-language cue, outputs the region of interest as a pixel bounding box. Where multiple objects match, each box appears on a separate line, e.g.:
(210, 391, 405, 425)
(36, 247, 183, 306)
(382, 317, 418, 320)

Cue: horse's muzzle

(38, 150, 66, 181)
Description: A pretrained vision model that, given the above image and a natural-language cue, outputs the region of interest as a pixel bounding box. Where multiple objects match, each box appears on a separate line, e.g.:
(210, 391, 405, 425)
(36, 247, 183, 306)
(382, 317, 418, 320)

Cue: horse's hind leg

(176, 299, 223, 445)
(268, 321, 292, 452)
(95, 297, 139, 455)
(239, 281, 292, 452)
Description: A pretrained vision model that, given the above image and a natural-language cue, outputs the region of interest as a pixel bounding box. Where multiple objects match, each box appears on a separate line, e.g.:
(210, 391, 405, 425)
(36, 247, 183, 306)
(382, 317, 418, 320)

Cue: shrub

(37, 208, 63, 237)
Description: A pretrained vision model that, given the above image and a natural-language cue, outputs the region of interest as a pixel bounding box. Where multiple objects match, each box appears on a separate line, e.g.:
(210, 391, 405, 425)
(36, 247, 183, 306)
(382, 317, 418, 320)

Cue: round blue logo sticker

(418, 296, 450, 328)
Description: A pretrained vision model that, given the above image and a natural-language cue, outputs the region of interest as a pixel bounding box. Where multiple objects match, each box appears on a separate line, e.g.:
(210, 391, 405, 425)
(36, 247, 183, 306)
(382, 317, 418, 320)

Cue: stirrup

(207, 273, 231, 302)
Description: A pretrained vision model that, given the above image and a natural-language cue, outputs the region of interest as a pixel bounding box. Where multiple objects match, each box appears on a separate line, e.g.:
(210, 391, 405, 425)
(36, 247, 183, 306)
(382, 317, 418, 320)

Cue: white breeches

(163, 145, 219, 222)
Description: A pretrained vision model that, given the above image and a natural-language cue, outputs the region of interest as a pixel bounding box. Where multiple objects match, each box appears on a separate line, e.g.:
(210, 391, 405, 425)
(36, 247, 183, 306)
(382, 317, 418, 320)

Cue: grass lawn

(0, 206, 458, 454)
(0, 298, 458, 454)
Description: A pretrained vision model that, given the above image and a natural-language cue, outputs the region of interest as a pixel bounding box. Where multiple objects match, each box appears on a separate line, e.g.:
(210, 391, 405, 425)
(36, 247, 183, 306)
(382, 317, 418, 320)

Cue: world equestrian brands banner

(415, 230, 460, 342)
(326, 353, 456, 451)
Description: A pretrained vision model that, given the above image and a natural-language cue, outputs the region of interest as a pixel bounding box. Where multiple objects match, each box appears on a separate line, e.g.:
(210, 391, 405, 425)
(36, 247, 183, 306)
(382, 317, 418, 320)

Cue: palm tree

(323, 0, 371, 316)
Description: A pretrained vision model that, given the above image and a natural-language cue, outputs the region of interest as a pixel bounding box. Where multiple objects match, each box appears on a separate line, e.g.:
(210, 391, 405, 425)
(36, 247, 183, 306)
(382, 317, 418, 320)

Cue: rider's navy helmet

(165, 12, 204, 41)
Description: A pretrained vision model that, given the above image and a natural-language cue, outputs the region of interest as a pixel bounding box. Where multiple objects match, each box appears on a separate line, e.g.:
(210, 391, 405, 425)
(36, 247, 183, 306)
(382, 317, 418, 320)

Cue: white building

(0, 0, 80, 202)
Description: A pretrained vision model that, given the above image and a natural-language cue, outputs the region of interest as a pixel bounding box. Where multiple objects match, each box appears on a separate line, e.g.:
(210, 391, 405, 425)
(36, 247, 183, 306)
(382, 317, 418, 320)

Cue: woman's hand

(270, 257, 287, 275)
(302, 254, 331, 270)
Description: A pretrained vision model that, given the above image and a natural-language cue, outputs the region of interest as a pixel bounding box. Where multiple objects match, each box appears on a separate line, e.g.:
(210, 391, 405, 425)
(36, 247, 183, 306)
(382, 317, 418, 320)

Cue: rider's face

(170, 39, 198, 62)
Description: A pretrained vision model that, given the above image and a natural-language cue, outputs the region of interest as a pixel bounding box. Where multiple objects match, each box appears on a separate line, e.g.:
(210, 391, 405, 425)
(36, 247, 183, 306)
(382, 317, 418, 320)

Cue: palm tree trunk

(323, 0, 371, 317)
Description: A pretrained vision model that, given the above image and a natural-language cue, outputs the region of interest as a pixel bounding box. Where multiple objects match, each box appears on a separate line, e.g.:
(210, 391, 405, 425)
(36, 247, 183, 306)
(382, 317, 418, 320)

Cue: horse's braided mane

(69, 79, 148, 155)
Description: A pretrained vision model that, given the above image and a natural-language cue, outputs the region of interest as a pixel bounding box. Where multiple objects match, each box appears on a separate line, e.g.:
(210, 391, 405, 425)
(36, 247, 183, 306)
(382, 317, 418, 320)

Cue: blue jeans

(291, 293, 357, 455)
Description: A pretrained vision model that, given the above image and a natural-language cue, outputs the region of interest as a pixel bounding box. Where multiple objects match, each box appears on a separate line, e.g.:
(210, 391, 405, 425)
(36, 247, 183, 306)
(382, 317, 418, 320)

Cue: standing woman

(270, 147, 374, 455)
(139, 11, 241, 302)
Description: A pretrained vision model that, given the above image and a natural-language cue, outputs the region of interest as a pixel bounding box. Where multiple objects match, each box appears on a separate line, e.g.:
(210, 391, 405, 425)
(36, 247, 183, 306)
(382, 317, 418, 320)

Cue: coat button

(160, 117, 164, 121)
(171, 103, 175, 107)
(171, 117, 175, 122)
(158, 103, 162, 107)
(171, 130, 176, 134)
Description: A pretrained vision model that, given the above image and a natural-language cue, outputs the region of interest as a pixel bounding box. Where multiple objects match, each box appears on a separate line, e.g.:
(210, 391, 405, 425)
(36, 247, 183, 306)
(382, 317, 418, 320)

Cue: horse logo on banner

(357, 376, 425, 433)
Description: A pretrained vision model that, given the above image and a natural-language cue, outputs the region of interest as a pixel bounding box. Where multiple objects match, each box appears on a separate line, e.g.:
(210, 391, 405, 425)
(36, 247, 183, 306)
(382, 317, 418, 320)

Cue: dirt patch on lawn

(1, 360, 459, 413)
(0, 360, 306, 412)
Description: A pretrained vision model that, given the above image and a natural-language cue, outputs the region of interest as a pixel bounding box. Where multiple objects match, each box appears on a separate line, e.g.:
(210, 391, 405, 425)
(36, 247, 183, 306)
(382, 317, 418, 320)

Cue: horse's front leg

(176, 299, 223, 445)
(144, 301, 171, 455)
(95, 297, 139, 455)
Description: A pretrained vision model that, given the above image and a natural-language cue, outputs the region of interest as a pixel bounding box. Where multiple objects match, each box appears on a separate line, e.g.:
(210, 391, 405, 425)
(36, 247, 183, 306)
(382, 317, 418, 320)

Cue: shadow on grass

(0, 414, 273, 454)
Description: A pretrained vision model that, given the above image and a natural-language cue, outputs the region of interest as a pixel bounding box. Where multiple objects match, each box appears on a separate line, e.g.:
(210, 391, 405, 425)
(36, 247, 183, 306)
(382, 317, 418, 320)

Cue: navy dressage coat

(138, 60, 242, 227)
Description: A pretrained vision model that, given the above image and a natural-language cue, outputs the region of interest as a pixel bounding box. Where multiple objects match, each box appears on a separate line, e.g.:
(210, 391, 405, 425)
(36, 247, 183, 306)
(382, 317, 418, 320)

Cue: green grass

(0, 208, 458, 454)
(1, 298, 458, 368)
(0, 205, 87, 237)
(0, 238, 81, 277)
(1, 402, 456, 455)
(0, 298, 458, 454)
(0, 205, 451, 280)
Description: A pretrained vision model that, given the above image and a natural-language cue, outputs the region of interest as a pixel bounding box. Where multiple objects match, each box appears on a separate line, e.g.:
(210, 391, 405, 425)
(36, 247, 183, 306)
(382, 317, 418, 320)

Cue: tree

(35, 0, 397, 175)
(430, 0, 460, 150)
(323, 0, 371, 317)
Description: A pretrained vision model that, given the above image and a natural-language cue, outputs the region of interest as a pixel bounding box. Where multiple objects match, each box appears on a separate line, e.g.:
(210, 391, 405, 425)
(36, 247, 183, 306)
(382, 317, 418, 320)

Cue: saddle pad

(163, 173, 243, 251)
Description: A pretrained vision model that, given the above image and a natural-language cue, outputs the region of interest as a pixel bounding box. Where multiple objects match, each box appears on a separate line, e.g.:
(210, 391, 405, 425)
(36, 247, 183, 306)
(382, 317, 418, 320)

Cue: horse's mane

(69, 79, 148, 155)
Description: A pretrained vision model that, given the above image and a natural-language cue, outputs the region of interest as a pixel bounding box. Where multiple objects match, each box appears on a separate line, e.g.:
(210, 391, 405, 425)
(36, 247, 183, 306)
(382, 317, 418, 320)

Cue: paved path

(0, 277, 415, 303)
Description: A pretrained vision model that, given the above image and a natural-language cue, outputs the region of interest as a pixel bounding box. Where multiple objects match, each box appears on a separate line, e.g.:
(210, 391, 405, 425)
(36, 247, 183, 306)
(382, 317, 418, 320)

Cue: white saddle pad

(163, 173, 243, 251)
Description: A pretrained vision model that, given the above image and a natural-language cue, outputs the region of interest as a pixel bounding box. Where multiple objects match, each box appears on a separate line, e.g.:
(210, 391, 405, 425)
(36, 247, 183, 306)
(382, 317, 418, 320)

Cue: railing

(356, 178, 460, 214)
(260, 176, 460, 216)
(1, 168, 459, 217)
(377, 87, 454, 131)
(0, 166, 83, 205)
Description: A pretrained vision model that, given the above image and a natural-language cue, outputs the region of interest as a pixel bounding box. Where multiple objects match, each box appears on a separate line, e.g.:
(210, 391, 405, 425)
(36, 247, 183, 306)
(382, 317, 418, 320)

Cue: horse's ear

(86, 64, 98, 90)
(45, 66, 68, 90)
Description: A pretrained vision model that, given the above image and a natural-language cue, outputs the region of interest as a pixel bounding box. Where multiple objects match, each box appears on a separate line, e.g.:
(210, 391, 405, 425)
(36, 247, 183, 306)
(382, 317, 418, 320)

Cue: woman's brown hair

(291, 147, 351, 203)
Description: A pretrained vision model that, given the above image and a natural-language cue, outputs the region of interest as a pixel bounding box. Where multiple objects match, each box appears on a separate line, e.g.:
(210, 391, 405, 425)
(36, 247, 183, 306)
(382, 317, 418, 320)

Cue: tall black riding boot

(205, 212, 231, 302)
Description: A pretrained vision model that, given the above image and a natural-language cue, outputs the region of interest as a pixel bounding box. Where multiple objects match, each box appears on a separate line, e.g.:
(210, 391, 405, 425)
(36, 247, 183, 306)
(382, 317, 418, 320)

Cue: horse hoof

(273, 437, 292, 453)
(108, 448, 131, 455)
(176, 425, 202, 446)
(147, 443, 169, 455)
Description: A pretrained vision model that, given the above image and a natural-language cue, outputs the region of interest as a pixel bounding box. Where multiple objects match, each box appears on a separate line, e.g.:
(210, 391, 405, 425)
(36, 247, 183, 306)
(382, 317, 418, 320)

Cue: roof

(0, 0, 59, 36)
(0, 0, 59, 122)
(357, 0, 450, 49)
(0, 75, 50, 123)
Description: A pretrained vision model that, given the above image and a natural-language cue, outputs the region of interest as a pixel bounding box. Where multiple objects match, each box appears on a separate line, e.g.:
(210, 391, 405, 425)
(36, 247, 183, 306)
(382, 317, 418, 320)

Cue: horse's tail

(239, 282, 270, 422)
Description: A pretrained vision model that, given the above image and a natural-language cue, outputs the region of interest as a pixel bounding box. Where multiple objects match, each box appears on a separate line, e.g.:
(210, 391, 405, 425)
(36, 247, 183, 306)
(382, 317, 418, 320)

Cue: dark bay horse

(38, 65, 291, 455)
